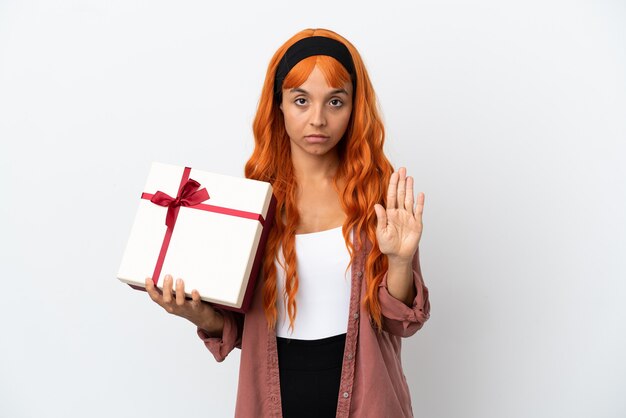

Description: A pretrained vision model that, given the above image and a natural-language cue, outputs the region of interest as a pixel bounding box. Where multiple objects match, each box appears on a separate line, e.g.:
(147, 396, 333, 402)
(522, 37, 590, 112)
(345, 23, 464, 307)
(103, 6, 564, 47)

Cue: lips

(304, 134, 330, 144)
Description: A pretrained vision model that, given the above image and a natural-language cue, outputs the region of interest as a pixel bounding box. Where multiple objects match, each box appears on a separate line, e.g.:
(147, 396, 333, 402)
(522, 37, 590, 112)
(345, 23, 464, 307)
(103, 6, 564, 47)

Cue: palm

(374, 167, 424, 262)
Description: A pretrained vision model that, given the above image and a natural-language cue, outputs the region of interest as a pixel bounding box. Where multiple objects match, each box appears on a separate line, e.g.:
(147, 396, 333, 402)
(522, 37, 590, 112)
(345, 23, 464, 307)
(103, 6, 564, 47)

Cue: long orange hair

(244, 28, 393, 333)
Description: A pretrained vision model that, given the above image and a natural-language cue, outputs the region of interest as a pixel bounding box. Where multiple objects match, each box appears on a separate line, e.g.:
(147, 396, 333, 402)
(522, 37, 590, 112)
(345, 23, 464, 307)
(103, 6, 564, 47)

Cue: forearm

(386, 256, 417, 306)
(197, 310, 225, 338)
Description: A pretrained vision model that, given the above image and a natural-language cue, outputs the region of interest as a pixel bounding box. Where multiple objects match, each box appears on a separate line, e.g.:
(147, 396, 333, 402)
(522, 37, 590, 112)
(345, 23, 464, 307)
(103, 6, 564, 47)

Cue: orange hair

(244, 28, 394, 333)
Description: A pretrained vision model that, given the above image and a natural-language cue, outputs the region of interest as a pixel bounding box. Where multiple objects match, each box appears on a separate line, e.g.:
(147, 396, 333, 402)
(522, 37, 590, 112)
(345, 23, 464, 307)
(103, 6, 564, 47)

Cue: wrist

(387, 254, 413, 267)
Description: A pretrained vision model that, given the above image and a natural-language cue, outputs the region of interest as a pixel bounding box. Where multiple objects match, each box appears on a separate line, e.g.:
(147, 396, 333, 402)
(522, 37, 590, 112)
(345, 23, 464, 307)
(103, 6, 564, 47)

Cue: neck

(290, 147, 340, 186)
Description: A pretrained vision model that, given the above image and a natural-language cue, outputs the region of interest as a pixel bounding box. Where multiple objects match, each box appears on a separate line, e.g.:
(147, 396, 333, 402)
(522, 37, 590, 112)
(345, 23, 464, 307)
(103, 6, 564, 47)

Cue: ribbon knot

(150, 178, 210, 228)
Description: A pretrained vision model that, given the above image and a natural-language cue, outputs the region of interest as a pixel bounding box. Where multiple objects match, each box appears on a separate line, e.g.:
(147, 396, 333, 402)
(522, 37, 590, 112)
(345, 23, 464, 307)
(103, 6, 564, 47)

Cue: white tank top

(275, 226, 352, 340)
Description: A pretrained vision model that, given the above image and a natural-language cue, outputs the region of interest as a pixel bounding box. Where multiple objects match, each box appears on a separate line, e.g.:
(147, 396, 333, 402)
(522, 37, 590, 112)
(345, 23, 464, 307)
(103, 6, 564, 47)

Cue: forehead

(286, 66, 352, 95)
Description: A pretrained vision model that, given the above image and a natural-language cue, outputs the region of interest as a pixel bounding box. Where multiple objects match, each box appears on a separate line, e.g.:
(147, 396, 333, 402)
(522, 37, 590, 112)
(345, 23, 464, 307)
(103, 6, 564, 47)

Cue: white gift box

(117, 162, 275, 312)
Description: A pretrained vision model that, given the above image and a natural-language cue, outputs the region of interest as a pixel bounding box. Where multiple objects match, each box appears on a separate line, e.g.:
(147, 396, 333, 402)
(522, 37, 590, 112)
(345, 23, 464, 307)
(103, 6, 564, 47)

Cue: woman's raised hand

(373, 167, 425, 263)
(145, 275, 223, 334)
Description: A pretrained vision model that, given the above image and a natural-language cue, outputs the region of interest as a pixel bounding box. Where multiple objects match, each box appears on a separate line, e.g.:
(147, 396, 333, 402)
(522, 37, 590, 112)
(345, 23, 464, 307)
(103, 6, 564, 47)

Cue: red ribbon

(141, 167, 266, 286)
(149, 179, 210, 228)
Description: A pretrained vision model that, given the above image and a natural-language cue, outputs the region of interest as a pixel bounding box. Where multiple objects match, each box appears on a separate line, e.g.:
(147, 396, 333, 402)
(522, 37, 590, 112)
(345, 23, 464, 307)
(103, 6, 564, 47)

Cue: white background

(1, 1, 625, 417)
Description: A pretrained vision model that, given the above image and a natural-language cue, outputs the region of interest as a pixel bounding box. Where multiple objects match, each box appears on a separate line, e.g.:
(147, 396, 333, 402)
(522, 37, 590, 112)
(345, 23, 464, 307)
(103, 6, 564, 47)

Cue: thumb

(374, 204, 387, 232)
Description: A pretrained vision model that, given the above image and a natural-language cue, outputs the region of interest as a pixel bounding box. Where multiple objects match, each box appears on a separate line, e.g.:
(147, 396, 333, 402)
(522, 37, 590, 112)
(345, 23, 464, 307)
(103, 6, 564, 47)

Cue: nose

(309, 104, 327, 127)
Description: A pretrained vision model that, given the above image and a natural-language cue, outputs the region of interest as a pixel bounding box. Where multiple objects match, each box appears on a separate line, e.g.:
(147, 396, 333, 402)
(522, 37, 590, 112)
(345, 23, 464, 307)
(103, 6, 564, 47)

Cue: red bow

(150, 179, 210, 228)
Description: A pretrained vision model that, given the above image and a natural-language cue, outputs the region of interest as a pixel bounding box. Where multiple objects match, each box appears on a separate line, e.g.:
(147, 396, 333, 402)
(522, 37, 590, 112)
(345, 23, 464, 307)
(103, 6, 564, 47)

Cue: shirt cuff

(377, 253, 431, 337)
(196, 308, 242, 362)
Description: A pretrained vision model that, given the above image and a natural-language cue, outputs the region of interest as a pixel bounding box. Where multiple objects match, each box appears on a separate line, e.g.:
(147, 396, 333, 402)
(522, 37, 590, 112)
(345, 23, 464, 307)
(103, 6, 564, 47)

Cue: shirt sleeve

(377, 247, 431, 337)
(196, 308, 244, 362)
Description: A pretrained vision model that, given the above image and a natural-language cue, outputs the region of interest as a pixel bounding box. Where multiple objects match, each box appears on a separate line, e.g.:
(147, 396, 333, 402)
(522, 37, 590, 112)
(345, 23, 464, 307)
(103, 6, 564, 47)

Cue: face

(280, 66, 353, 159)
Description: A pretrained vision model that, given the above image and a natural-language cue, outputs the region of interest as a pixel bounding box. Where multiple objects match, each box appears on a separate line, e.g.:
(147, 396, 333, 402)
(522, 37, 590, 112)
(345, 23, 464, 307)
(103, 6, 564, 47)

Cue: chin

(306, 145, 336, 156)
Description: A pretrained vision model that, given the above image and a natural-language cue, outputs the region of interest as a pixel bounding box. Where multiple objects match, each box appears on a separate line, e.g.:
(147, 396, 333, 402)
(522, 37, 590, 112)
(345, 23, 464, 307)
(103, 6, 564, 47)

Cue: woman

(145, 28, 430, 418)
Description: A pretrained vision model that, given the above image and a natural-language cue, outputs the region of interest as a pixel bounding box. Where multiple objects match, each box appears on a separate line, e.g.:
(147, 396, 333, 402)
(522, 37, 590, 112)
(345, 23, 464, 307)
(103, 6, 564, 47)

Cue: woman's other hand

(374, 167, 425, 263)
(145, 275, 224, 336)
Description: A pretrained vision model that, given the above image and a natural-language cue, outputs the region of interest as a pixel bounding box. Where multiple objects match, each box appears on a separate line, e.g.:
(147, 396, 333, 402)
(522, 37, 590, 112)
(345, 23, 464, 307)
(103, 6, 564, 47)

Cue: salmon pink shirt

(197, 233, 431, 417)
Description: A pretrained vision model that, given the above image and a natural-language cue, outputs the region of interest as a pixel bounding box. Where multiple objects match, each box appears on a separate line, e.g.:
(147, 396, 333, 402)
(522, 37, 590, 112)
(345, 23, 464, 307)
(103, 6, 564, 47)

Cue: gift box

(117, 162, 276, 312)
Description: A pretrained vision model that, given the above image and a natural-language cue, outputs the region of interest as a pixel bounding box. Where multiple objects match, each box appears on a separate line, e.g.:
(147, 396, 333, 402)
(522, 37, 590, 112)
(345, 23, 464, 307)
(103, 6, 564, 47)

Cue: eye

(329, 98, 343, 107)
(294, 98, 308, 106)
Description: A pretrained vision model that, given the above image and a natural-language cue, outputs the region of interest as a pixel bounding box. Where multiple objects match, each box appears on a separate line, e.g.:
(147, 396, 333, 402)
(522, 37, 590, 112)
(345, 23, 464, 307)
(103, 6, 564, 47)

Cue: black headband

(274, 36, 355, 97)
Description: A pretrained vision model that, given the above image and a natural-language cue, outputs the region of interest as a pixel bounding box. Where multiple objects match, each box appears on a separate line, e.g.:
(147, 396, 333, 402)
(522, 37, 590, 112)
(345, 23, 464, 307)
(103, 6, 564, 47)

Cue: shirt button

(356, 271, 363, 277)
(343, 392, 349, 398)
(353, 313, 359, 319)
(347, 353, 353, 359)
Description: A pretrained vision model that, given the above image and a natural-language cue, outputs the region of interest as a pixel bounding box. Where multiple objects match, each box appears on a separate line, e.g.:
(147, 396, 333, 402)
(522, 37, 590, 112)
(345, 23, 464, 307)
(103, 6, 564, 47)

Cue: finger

(405, 176, 415, 215)
(414, 192, 425, 222)
(191, 289, 202, 308)
(386, 171, 399, 209)
(374, 203, 387, 232)
(175, 278, 186, 306)
(397, 167, 407, 210)
(145, 277, 161, 302)
(162, 274, 173, 304)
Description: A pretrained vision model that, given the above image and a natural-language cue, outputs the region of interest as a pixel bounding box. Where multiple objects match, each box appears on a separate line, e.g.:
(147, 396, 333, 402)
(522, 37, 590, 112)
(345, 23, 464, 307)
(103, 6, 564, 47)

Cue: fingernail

(176, 278, 182, 286)
(165, 274, 172, 281)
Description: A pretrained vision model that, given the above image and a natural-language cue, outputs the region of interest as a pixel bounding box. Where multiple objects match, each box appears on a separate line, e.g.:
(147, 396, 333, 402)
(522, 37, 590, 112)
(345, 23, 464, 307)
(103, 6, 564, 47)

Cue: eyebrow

(288, 87, 350, 96)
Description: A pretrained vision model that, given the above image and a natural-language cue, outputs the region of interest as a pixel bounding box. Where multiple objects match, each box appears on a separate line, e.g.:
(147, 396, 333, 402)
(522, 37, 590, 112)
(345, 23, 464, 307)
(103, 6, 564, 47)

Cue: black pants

(276, 333, 346, 418)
